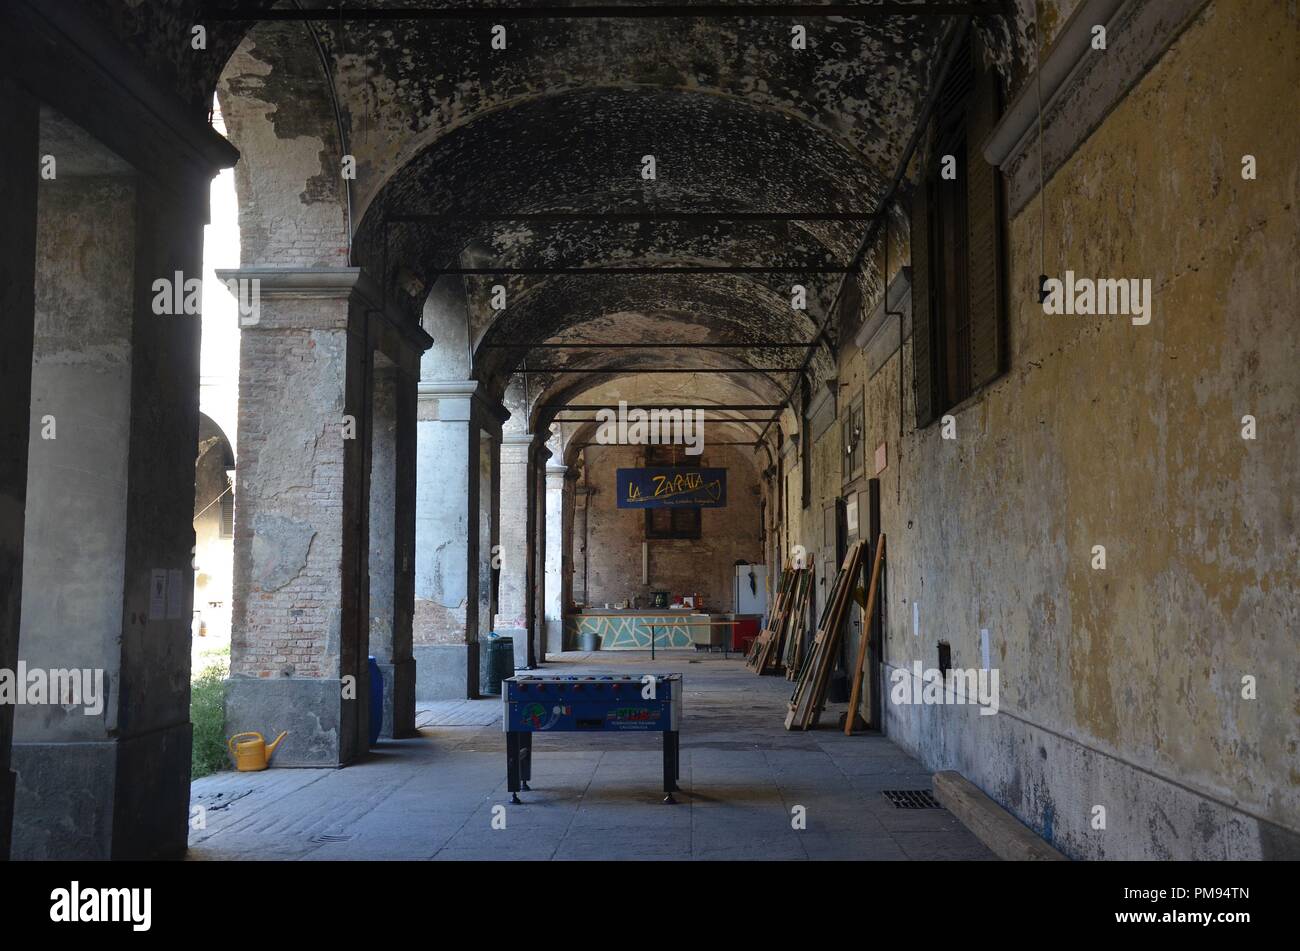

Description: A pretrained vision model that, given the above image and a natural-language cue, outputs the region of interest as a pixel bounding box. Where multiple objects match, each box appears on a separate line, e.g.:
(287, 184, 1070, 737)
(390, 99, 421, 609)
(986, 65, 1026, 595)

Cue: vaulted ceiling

(81, 0, 1037, 442)
(330, 8, 956, 415)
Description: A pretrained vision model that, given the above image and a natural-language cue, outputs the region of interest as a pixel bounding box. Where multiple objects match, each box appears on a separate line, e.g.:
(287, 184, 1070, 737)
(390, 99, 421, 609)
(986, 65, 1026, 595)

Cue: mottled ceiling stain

(88, 1, 1031, 406)
(320, 12, 952, 220)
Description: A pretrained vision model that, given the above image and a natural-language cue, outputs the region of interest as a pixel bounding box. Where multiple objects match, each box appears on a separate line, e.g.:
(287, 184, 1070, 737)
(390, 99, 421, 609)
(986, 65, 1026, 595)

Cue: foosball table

(503, 673, 683, 803)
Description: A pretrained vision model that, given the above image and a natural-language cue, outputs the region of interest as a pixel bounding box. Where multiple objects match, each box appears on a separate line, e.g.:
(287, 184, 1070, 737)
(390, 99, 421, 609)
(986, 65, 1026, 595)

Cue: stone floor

(188, 652, 995, 860)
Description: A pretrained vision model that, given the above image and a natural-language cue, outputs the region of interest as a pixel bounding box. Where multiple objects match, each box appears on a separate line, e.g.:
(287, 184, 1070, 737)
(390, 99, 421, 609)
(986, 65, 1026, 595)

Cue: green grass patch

(191, 647, 230, 780)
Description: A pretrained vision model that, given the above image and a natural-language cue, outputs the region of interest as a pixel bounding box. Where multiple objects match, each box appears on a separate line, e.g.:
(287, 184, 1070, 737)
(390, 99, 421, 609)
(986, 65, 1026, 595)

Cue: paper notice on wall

(980, 628, 991, 671)
(167, 569, 184, 619)
(149, 569, 167, 620)
(912, 602, 919, 637)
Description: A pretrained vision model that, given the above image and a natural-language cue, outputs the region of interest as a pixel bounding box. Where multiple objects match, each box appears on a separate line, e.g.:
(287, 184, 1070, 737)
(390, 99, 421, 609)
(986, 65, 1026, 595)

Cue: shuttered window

(644, 444, 701, 540)
(911, 26, 1006, 428)
(842, 394, 864, 484)
(219, 479, 235, 538)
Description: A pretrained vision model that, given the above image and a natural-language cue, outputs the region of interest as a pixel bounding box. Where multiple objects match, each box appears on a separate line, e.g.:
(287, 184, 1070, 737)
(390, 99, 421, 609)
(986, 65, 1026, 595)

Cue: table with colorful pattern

(503, 673, 683, 803)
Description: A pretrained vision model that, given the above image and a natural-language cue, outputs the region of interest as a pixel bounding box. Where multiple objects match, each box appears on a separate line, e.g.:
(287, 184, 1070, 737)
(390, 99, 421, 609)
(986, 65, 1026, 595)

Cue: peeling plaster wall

(17, 177, 136, 745)
(825, 1, 1298, 860)
(574, 443, 762, 614)
(413, 418, 471, 646)
(217, 28, 350, 268)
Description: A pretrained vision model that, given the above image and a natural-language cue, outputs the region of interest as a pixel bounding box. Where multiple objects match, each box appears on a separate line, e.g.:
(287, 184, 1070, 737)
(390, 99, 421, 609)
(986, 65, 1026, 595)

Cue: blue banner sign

(616, 467, 727, 508)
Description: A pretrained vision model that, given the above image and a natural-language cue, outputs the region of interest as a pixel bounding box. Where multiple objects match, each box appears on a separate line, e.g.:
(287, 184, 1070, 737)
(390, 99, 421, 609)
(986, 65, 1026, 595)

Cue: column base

(12, 721, 191, 860)
(225, 677, 349, 767)
(546, 619, 564, 657)
(414, 642, 480, 700)
(378, 657, 417, 738)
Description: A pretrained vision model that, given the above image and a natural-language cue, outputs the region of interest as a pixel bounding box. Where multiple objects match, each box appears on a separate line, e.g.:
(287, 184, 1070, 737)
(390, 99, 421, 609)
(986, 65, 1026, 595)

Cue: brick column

(414, 382, 505, 699)
(543, 463, 568, 656)
(220, 267, 374, 767)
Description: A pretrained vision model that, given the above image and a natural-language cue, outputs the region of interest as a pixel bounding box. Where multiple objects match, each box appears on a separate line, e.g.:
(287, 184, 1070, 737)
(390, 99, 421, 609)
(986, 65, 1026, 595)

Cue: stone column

(0, 78, 39, 861)
(15, 174, 208, 859)
(496, 434, 532, 635)
(0, 4, 235, 861)
(414, 382, 505, 699)
(364, 312, 427, 739)
(368, 365, 398, 735)
(526, 441, 551, 668)
(560, 469, 579, 652)
(366, 362, 413, 737)
(543, 463, 568, 657)
(220, 267, 374, 767)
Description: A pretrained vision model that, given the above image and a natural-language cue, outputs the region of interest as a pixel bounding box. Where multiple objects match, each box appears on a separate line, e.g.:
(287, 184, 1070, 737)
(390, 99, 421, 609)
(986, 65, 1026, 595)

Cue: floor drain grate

(882, 789, 941, 809)
(312, 833, 354, 843)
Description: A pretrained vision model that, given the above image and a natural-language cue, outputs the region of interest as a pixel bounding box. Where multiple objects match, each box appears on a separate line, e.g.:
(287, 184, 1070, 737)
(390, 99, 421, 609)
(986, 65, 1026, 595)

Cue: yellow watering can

(227, 731, 287, 771)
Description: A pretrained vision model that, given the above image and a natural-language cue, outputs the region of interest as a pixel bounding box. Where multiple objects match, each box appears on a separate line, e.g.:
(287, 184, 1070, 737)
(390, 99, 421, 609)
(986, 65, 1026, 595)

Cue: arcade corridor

(189, 653, 993, 861)
(1, 0, 1295, 873)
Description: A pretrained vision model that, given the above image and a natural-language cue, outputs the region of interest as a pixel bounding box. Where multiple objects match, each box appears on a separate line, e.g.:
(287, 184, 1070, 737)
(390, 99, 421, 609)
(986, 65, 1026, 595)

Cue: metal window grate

(882, 789, 942, 809)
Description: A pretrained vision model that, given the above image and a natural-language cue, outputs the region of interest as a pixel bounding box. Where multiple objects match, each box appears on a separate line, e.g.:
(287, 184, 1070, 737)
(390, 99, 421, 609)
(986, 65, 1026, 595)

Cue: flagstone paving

(188, 652, 995, 861)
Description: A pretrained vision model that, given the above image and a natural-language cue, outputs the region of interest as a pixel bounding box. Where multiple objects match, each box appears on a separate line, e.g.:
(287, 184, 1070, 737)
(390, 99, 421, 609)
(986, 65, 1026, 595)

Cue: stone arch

(215, 20, 351, 269)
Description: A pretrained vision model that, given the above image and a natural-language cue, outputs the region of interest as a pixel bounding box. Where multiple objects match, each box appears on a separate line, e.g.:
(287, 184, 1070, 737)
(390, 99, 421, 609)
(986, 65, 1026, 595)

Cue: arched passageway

(1, 0, 1295, 866)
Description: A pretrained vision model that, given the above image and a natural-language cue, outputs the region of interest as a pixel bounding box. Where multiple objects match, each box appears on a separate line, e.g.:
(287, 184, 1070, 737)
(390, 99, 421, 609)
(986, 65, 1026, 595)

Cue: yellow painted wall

(806, 0, 1297, 858)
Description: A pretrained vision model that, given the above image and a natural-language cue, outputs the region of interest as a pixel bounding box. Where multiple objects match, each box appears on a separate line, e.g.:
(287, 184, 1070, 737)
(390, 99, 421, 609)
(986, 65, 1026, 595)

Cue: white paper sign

(912, 602, 919, 637)
(980, 628, 991, 671)
(149, 569, 167, 620)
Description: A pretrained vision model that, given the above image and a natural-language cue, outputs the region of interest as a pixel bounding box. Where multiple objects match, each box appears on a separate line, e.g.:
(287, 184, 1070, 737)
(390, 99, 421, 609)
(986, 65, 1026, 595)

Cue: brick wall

(231, 303, 355, 679)
(576, 443, 763, 612)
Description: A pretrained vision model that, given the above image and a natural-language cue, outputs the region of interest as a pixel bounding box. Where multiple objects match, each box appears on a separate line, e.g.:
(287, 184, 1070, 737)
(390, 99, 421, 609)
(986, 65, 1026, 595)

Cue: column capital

(418, 380, 481, 399)
(217, 266, 365, 299)
(217, 266, 432, 354)
(417, 379, 509, 426)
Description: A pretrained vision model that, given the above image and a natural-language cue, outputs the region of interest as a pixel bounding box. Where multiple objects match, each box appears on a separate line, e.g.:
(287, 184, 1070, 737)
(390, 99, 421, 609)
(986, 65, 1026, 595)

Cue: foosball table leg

(520, 732, 532, 790)
(506, 730, 523, 803)
(662, 730, 680, 803)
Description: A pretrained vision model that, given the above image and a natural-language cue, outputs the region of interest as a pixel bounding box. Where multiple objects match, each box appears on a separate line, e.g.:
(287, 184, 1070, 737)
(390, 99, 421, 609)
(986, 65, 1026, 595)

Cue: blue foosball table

(503, 673, 683, 803)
